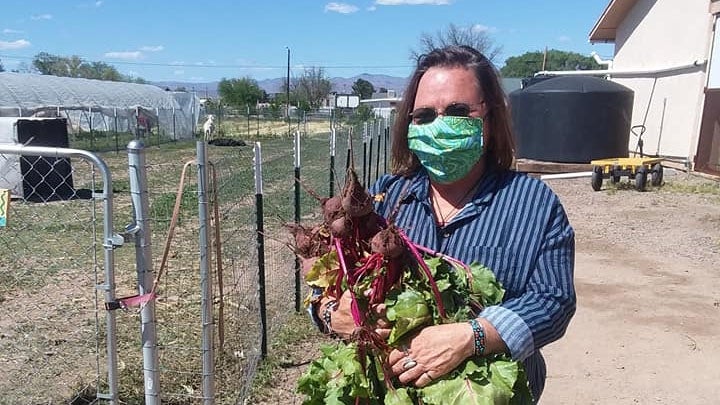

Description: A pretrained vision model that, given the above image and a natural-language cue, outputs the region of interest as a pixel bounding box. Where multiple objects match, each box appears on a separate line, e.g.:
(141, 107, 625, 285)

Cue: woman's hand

(321, 290, 394, 339)
(387, 322, 475, 387)
(319, 290, 355, 338)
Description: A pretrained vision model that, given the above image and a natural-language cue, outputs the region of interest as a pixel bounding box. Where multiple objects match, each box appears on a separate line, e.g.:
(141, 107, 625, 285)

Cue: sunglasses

(409, 102, 482, 125)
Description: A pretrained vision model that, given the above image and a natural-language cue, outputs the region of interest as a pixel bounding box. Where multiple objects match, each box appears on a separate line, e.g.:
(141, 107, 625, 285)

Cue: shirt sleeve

(480, 198, 576, 361)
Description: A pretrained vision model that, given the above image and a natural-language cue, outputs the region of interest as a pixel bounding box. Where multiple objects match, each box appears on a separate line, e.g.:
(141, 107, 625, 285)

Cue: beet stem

(412, 244, 469, 270)
(396, 229, 448, 319)
(334, 238, 364, 325)
(411, 243, 475, 286)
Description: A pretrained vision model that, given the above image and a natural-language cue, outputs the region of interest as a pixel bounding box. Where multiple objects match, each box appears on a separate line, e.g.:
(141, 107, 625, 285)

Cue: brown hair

(391, 45, 515, 176)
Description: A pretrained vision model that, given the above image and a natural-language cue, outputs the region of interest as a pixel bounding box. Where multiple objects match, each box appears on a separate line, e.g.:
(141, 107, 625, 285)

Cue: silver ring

(402, 358, 417, 370)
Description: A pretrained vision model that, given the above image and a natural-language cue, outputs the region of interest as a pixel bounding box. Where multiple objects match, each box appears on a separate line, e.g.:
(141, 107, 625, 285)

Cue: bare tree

(410, 23, 503, 64)
(292, 67, 332, 111)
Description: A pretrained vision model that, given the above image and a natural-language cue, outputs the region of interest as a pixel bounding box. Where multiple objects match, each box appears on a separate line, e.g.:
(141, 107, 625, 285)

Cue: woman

(318, 45, 576, 402)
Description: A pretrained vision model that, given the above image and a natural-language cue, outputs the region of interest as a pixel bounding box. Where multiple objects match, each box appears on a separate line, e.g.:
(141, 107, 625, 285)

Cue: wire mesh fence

(0, 113, 392, 403)
(0, 148, 117, 404)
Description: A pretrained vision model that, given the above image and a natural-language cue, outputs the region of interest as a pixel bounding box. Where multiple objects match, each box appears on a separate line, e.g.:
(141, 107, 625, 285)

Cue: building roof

(589, 0, 639, 43)
(0, 72, 180, 112)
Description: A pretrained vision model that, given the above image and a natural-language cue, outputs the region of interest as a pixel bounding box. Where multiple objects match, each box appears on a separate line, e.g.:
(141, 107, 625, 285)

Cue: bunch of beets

(290, 166, 532, 405)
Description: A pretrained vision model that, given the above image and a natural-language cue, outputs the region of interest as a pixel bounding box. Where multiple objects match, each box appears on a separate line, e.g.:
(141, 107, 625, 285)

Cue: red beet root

(370, 225, 405, 259)
(341, 169, 373, 218)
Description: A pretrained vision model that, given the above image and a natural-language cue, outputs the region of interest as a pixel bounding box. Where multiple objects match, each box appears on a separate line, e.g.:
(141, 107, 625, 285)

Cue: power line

(0, 53, 411, 70)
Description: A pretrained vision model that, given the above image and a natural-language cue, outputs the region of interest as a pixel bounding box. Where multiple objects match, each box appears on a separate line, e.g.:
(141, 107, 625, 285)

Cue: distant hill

(152, 73, 408, 99)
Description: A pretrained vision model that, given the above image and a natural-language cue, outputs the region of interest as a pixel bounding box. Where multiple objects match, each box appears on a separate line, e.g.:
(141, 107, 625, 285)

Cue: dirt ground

(256, 168, 720, 405)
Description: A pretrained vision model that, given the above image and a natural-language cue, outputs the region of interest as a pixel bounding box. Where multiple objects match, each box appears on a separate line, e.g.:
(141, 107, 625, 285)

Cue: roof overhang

(589, 0, 640, 43)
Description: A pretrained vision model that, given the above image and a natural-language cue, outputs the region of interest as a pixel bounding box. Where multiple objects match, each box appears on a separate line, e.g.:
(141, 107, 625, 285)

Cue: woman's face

(413, 66, 487, 123)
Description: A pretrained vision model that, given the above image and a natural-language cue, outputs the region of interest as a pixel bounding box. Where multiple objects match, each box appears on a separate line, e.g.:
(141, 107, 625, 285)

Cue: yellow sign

(0, 189, 9, 227)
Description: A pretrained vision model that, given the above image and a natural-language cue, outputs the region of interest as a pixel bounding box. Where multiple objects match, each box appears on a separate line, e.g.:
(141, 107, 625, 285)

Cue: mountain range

(152, 73, 408, 99)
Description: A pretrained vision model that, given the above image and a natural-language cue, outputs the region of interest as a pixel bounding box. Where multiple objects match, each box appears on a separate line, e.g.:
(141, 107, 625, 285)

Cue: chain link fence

(0, 146, 119, 404)
(0, 113, 392, 404)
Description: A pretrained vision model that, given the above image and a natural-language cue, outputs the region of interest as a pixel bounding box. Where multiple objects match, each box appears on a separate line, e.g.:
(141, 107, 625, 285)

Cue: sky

(0, 0, 615, 83)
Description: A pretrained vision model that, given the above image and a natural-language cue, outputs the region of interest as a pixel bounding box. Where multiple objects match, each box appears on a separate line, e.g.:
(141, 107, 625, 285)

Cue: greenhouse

(0, 72, 200, 146)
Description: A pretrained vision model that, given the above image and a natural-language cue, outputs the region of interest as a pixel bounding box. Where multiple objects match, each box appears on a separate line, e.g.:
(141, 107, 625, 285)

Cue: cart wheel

(635, 166, 648, 191)
(610, 164, 621, 184)
(591, 166, 603, 191)
(651, 163, 663, 186)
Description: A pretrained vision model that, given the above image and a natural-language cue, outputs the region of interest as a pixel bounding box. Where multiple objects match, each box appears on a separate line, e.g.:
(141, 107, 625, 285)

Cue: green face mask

(407, 116, 484, 184)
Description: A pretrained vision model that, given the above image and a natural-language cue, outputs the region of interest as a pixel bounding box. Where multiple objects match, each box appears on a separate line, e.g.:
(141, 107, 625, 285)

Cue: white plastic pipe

(534, 59, 707, 77)
(540, 171, 594, 180)
(591, 51, 613, 69)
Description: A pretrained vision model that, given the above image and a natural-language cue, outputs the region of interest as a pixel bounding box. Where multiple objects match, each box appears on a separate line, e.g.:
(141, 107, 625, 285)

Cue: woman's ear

(479, 100, 489, 119)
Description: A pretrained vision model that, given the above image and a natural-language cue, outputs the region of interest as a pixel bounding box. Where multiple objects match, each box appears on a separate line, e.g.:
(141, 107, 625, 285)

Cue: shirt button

(442, 231, 451, 238)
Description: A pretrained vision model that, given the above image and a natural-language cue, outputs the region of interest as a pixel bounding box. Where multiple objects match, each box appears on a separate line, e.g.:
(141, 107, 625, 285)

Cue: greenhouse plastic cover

(0, 72, 181, 111)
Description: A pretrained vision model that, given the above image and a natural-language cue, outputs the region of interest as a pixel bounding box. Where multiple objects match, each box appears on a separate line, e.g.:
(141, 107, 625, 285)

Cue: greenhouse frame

(0, 72, 200, 144)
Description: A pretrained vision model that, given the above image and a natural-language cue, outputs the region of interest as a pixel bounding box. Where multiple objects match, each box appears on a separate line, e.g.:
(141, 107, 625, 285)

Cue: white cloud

(174, 70, 185, 75)
(193, 60, 217, 66)
(76, 1, 103, 9)
(140, 45, 164, 52)
(104, 51, 143, 59)
(471, 24, 497, 34)
(31, 14, 53, 20)
(325, 2, 359, 13)
(0, 39, 31, 50)
(557, 35, 571, 43)
(170, 61, 185, 66)
(2, 28, 23, 34)
(375, 0, 451, 5)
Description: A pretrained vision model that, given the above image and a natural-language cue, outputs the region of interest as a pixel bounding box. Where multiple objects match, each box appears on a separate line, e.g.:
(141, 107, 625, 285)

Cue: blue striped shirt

(369, 168, 576, 401)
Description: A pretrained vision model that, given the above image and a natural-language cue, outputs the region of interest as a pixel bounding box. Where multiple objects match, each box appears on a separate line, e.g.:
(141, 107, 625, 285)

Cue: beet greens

(294, 166, 532, 404)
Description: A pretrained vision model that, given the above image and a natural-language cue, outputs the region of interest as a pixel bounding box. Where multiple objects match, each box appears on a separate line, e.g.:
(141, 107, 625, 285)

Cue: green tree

(32, 52, 64, 75)
(268, 100, 283, 119)
(292, 67, 332, 110)
(31, 52, 144, 82)
(411, 23, 503, 64)
(218, 77, 264, 109)
(349, 103, 375, 125)
(351, 78, 375, 99)
(501, 49, 602, 78)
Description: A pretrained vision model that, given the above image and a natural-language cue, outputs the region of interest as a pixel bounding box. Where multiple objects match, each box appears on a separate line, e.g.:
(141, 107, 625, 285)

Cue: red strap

(105, 292, 156, 311)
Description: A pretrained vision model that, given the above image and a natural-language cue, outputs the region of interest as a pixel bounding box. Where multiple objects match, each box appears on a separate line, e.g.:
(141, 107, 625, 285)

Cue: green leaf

(385, 288, 431, 345)
(384, 387, 414, 405)
(304, 250, 339, 289)
(468, 263, 505, 306)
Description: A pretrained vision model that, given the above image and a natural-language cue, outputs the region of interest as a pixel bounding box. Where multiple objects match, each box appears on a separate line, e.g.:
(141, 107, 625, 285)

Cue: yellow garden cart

(590, 157, 664, 191)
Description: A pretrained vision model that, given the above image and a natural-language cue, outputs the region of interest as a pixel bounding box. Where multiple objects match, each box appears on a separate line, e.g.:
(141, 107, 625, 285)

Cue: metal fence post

(362, 122, 368, 187)
(329, 127, 336, 197)
(254, 142, 268, 358)
(127, 140, 161, 404)
(293, 131, 301, 313)
(196, 140, 215, 404)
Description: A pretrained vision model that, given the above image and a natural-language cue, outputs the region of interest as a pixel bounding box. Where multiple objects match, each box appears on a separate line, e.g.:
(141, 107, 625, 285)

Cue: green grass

(246, 312, 318, 401)
(150, 185, 199, 230)
(1, 122, 387, 404)
(662, 179, 720, 195)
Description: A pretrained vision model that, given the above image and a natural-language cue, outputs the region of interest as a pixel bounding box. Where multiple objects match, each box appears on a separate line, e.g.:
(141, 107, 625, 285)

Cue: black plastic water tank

(509, 75, 634, 163)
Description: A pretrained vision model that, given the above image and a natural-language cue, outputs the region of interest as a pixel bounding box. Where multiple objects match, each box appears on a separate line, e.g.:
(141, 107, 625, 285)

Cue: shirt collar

(404, 167, 502, 206)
